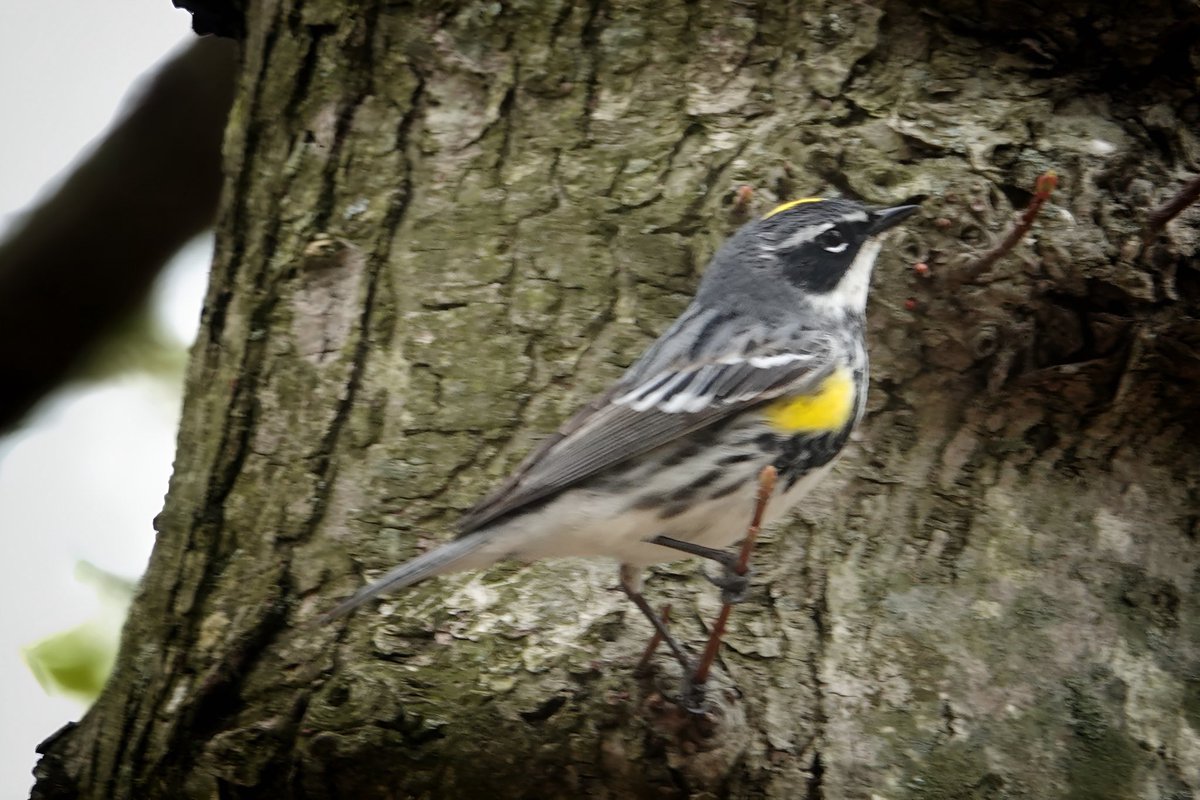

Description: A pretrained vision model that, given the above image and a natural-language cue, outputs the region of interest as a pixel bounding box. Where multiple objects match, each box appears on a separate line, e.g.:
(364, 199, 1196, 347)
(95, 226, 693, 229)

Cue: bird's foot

(705, 564, 752, 604)
(677, 672, 710, 715)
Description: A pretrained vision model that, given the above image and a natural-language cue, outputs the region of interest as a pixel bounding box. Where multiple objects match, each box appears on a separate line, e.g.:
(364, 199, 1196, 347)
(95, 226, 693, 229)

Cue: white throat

(805, 239, 882, 316)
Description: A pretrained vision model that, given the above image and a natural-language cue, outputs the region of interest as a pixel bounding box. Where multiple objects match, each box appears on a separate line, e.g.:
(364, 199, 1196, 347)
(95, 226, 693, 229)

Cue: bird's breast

(765, 363, 866, 491)
(762, 365, 857, 433)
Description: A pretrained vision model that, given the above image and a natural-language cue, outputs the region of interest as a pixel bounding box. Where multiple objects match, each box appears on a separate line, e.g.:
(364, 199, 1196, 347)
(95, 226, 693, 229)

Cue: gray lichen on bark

(33, 1, 1200, 798)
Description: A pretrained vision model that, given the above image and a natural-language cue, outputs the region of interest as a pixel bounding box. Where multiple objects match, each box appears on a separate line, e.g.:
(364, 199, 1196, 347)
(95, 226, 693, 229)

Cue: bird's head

(696, 197, 919, 318)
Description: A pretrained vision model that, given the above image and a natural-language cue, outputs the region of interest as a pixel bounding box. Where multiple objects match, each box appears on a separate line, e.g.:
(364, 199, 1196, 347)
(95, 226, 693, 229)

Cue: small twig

(691, 466, 778, 688)
(956, 170, 1058, 285)
(730, 184, 755, 221)
(635, 604, 672, 674)
(1145, 174, 1200, 240)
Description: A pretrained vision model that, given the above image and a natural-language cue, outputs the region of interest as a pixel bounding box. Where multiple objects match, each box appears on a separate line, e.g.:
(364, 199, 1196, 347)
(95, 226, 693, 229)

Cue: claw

(678, 673, 709, 715)
(705, 566, 752, 604)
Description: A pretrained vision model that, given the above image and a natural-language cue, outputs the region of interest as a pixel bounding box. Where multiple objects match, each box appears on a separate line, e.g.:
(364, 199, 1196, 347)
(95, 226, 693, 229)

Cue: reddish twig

(730, 184, 755, 221)
(635, 604, 672, 674)
(691, 466, 778, 688)
(955, 170, 1058, 285)
(1145, 174, 1200, 240)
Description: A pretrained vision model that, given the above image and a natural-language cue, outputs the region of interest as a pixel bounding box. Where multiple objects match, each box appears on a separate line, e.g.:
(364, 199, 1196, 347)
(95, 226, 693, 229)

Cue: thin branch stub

(1145, 174, 1200, 241)
(956, 170, 1058, 285)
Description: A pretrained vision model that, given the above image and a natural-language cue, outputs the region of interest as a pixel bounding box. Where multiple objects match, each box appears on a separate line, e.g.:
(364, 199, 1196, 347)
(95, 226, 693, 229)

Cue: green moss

(901, 740, 1005, 800)
(402, 305, 532, 429)
(1110, 566, 1181, 647)
(378, 431, 479, 498)
(1061, 674, 1143, 800)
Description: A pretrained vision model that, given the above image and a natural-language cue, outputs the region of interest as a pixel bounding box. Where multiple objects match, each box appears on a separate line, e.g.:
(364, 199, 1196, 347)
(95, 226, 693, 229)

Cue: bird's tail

(321, 534, 490, 623)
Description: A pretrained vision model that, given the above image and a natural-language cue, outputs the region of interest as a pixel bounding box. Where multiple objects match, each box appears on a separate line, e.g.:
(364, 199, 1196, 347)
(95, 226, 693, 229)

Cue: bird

(325, 196, 918, 683)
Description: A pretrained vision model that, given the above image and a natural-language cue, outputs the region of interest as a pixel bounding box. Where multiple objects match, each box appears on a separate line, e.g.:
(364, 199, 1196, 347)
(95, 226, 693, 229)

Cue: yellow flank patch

(763, 367, 855, 433)
(763, 197, 825, 219)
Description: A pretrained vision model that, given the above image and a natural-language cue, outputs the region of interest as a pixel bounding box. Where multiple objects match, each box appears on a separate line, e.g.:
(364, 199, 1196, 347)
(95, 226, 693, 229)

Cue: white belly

(479, 459, 837, 568)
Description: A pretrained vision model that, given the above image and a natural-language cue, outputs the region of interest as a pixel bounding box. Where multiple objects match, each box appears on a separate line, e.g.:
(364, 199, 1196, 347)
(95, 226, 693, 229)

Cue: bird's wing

(456, 335, 839, 533)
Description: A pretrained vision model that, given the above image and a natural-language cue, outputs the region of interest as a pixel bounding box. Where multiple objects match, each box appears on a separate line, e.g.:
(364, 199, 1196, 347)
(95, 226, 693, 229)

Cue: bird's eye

(817, 229, 848, 254)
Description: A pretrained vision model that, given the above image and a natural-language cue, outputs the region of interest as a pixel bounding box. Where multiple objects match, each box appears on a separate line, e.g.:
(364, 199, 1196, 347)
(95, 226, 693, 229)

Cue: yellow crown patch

(763, 197, 825, 219)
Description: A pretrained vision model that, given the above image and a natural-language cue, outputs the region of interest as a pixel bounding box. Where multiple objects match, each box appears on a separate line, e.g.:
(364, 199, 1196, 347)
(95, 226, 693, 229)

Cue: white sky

(0, 2, 204, 794)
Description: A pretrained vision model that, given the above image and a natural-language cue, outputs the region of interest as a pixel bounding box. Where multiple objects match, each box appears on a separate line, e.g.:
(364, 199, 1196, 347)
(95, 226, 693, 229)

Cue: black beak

(869, 204, 920, 235)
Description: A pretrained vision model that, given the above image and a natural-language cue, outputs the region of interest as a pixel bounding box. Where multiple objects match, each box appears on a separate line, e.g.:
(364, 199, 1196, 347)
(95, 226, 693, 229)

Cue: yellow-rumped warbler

(326, 197, 917, 667)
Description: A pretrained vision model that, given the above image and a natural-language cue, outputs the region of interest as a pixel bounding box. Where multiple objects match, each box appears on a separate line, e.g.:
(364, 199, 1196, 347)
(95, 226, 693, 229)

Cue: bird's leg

(647, 536, 751, 604)
(619, 565, 693, 675)
(689, 466, 778, 698)
(634, 603, 672, 675)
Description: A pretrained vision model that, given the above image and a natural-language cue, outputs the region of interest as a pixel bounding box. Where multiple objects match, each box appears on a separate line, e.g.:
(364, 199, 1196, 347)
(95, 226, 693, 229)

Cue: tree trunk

(33, 1, 1200, 798)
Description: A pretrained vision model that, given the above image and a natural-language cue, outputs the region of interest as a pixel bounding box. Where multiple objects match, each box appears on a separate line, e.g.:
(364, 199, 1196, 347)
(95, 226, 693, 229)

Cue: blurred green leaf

(22, 561, 135, 704)
(23, 623, 117, 702)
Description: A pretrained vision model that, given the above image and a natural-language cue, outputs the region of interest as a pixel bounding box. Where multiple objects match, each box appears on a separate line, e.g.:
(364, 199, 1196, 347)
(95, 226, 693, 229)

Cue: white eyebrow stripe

(776, 211, 870, 250)
(780, 222, 835, 250)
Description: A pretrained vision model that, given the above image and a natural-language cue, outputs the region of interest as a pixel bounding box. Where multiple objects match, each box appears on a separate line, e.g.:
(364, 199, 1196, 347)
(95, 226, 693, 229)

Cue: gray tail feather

(321, 535, 488, 623)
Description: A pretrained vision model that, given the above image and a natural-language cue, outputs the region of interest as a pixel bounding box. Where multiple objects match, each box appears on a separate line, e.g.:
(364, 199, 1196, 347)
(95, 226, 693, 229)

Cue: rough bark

(33, 1, 1200, 798)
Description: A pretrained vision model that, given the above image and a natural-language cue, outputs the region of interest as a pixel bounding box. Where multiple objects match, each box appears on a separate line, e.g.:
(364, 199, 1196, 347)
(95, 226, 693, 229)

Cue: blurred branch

(0, 37, 237, 433)
(172, 0, 246, 38)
